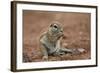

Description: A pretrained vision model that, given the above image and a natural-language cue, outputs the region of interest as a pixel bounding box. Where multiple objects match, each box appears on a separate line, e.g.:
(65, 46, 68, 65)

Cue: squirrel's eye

(54, 25, 57, 28)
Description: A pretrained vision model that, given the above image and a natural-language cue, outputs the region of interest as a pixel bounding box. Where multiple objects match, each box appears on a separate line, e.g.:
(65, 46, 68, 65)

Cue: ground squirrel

(39, 22, 85, 61)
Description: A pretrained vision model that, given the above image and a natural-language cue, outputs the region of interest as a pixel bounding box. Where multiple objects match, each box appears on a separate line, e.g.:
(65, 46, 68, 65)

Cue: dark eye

(54, 25, 57, 28)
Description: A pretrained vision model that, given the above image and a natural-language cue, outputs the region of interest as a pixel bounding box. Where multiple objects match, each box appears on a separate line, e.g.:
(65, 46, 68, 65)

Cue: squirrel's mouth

(57, 33, 64, 39)
(59, 32, 63, 36)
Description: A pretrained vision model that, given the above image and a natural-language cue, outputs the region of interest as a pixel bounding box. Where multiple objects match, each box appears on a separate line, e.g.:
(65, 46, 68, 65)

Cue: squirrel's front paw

(42, 56, 48, 61)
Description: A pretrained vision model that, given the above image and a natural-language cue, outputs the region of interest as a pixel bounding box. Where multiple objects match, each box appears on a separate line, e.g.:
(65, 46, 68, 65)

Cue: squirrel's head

(48, 22, 63, 36)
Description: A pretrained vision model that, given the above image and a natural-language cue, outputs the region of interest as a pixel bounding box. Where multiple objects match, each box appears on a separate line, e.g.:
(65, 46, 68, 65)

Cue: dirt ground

(23, 10, 91, 62)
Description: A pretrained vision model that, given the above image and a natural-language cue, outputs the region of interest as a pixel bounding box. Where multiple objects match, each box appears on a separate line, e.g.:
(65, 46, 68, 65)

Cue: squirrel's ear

(50, 23, 53, 27)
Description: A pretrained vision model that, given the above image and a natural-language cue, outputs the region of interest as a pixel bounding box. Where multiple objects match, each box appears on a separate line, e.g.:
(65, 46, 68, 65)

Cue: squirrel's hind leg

(60, 48, 73, 54)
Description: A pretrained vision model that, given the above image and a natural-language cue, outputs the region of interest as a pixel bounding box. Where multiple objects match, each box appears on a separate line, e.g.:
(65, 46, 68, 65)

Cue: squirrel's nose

(60, 30, 63, 33)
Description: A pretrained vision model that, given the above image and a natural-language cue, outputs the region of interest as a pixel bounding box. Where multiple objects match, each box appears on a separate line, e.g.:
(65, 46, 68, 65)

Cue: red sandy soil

(23, 10, 91, 62)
